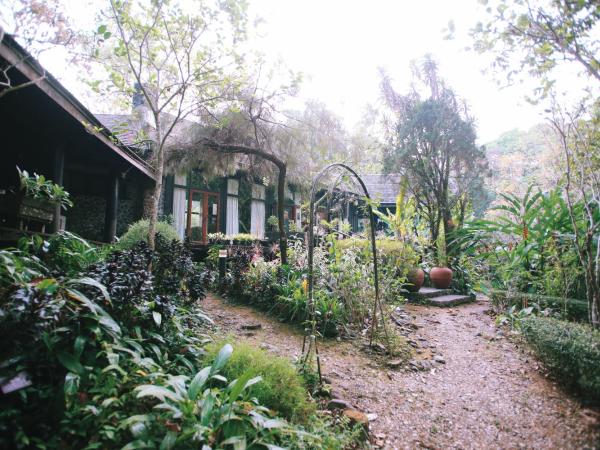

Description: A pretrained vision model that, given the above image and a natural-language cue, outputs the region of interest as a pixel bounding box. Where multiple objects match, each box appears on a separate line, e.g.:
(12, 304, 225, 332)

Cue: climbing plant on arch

(302, 163, 390, 382)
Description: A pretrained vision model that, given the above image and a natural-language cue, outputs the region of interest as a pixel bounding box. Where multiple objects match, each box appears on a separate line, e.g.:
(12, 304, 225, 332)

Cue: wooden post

(104, 173, 120, 243)
(52, 146, 65, 233)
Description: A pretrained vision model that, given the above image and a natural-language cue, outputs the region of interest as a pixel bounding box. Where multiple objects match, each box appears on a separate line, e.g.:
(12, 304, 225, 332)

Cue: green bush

(521, 316, 600, 402)
(490, 289, 588, 322)
(117, 218, 180, 249)
(0, 238, 362, 449)
(204, 340, 316, 423)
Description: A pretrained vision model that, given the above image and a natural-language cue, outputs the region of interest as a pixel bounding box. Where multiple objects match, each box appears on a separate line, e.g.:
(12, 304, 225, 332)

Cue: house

(0, 34, 155, 245)
(96, 91, 303, 245)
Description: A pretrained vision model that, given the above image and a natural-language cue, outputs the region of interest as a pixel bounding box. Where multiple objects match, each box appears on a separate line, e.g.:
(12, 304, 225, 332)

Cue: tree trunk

(148, 128, 164, 250)
(277, 165, 288, 265)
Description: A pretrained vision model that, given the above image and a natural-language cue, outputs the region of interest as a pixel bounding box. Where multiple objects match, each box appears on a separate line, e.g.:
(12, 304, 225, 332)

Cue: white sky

(15, 0, 564, 143)
(247, 0, 546, 143)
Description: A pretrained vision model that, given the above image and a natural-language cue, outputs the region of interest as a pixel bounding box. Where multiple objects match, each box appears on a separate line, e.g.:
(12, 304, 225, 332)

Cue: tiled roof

(95, 113, 141, 147)
(362, 173, 402, 204)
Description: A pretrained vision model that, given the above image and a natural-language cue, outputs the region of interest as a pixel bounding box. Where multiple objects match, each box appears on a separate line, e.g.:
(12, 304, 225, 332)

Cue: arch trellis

(302, 163, 390, 382)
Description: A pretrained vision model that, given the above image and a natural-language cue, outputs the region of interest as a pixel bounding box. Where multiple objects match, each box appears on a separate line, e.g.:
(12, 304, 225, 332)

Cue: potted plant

(16, 167, 73, 224)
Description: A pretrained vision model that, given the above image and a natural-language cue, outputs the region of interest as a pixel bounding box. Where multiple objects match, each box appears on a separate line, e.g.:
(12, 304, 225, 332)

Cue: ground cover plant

(0, 230, 364, 449)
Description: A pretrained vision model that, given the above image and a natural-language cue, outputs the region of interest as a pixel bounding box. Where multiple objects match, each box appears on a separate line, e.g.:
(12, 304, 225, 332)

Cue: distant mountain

(484, 124, 562, 202)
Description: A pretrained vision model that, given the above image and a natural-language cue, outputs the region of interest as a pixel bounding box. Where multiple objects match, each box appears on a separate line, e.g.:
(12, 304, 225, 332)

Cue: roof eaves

(0, 34, 156, 181)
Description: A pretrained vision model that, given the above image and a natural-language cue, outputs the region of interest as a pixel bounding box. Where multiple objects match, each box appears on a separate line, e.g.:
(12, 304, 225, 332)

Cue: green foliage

(455, 185, 588, 298)
(0, 236, 358, 449)
(521, 316, 600, 402)
(471, 0, 600, 98)
(490, 290, 588, 323)
(213, 237, 416, 336)
(117, 219, 180, 250)
(204, 340, 316, 423)
(17, 166, 73, 209)
(208, 232, 259, 244)
(17, 231, 106, 276)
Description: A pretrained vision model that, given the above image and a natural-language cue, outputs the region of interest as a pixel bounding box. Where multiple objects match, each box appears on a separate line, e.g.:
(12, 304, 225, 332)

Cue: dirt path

(203, 294, 599, 449)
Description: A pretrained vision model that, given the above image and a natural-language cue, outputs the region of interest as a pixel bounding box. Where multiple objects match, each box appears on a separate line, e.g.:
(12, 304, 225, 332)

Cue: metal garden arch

(302, 163, 389, 382)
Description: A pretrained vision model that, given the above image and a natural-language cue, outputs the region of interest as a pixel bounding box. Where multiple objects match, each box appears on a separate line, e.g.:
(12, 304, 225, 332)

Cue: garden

(2, 0, 600, 448)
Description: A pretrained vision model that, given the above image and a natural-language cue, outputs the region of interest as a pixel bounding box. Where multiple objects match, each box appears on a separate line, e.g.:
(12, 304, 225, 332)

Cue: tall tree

(90, 0, 248, 248)
(380, 57, 488, 262)
(471, 0, 600, 99)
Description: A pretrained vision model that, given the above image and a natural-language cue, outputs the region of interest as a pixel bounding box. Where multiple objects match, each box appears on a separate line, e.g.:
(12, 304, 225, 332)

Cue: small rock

(240, 323, 262, 330)
(342, 408, 369, 433)
(420, 360, 432, 370)
(433, 355, 446, 364)
(327, 398, 350, 410)
(386, 359, 404, 369)
(366, 413, 378, 421)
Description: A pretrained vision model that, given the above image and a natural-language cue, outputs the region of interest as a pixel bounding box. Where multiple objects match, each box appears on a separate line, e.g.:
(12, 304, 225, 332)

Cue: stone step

(406, 287, 453, 302)
(427, 294, 473, 307)
(417, 287, 453, 298)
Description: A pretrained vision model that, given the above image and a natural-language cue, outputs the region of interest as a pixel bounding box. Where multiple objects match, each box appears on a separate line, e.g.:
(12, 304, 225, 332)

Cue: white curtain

(173, 172, 187, 240)
(251, 183, 266, 238)
(251, 200, 265, 238)
(226, 179, 239, 235)
(226, 196, 239, 235)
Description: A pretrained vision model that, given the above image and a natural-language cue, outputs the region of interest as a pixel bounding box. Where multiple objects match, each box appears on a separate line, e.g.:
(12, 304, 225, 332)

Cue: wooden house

(0, 34, 155, 245)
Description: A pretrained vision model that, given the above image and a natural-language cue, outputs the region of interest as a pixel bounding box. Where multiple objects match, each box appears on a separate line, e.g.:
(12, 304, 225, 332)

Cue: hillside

(484, 124, 562, 203)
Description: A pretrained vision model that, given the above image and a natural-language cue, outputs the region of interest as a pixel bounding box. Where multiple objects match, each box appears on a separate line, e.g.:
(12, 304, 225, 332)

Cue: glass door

(187, 190, 220, 243)
(188, 191, 204, 242)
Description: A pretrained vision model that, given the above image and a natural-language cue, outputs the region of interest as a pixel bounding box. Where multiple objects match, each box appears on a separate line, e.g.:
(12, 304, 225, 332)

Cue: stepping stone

(418, 287, 453, 297)
(427, 294, 473, 307)
(407, 287, 453, 302)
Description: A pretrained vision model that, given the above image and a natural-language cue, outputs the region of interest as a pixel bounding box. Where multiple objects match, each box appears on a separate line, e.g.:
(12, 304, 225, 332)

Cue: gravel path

(203, 294, 600, 449)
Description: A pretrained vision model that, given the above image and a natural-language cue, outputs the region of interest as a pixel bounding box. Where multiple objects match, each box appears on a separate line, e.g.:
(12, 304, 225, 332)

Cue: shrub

(204, 340, 316, 422)
(17, 231, 106, 275)
(521, 316, 600, 402)
(490, 289, 588, 322)
(0, 239, 360, 449)
(117, 219, 180, 250)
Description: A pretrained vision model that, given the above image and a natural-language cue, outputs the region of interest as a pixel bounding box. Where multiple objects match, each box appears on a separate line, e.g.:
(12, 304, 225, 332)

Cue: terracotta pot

(406, 268, 425, 292)
(430, 267, 453, 289)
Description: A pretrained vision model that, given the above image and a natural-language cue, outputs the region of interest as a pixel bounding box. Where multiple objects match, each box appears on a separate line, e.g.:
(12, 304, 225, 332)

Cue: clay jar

(430, 267, 452, 289)
(406, 268, 425, 292)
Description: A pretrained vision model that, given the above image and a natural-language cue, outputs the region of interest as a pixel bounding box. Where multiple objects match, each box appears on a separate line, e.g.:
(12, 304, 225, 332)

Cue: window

(226, 179, 239, 235)
(250, 183, 265, 239)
